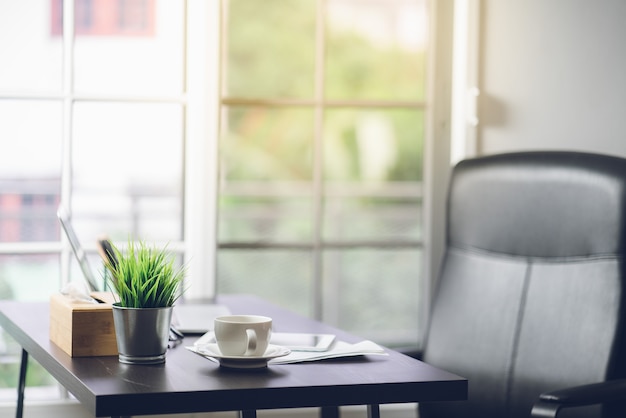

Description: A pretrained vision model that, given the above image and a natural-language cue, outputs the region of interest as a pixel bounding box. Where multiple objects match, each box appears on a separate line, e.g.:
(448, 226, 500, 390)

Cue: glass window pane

(219, 196, 313, 242)
(0, 255, 59, 395)
(224, 0, 316, 98)
(325, 0, 428, 101)
(217, 0, 430, 349)
(219, 106, 315, 242)
(323, 248, 421, 347)
(324, 195, 422, 241)
(72, 102, 183, 243)
(0, 0, 63, 93)
(74, 0, 184, 95)
(221, 106, 314, 181)
(324, 109, 424, 183)
(0, 254, 60, 301)
(217, 249, 312, 317)
(0, 333, 57, 395)
(0, 101, 62, 243)
(322, 109, 423, 241)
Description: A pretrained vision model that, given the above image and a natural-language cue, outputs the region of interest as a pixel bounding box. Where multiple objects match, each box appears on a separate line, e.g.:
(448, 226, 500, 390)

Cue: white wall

(477, 0, 626, 157)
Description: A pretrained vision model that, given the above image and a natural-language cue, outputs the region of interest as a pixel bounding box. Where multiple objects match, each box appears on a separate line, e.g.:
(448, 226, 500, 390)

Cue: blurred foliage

(0, 332, 55, 388)
(1, 271, 54, 389)
(0, 275, 14, 299)
(226, 0, 316, 98)
(221, 107, 314, 181)
(219, 1, 427, 346)
(223, 0, 426, 184)
(326, 31, 426, 101)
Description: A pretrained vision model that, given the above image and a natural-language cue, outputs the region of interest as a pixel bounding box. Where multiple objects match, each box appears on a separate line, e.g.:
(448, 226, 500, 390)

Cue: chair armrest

(531, 379, 626, 418)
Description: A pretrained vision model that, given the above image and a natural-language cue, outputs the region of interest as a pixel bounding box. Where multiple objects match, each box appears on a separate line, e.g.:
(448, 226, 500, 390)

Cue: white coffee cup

(214, 315, 272, 357)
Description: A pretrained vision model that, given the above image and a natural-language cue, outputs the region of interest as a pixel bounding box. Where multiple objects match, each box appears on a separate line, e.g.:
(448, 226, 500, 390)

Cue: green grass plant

(103, 240, 186, 308)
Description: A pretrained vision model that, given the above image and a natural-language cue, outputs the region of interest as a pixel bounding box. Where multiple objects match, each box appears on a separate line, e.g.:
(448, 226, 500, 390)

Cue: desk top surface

(0, 294, 466, 417)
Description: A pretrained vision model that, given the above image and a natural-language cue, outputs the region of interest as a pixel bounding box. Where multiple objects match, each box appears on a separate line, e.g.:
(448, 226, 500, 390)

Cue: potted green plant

(103, 240, 186, 364)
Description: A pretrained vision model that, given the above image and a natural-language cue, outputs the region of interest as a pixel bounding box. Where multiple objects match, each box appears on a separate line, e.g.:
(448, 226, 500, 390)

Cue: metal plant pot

(111, 303, 173, 364)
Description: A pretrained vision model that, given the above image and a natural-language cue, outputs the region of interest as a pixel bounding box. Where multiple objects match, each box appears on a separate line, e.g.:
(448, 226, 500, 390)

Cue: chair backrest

(420, 151, 626, 418)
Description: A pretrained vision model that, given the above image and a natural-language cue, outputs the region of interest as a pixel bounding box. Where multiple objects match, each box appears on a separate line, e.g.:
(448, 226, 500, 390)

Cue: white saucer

(191, 343, 291, 369)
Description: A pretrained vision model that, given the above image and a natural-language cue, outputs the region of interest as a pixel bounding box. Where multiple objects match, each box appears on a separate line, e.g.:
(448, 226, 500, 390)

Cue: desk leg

(240, 410, 257, 418)
(16, 349, 28, 418)
(321, 406, 339, 418)
(367, 404, 380, 418)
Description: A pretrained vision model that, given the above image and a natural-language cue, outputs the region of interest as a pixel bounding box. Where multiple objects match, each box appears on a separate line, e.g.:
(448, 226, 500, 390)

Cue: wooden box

(49, 292, 118, 357)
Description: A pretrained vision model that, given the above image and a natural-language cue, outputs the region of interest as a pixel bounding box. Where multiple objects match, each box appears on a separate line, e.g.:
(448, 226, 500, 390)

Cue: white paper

(187, 338, 388, 365)
(269, 340, 388, 364)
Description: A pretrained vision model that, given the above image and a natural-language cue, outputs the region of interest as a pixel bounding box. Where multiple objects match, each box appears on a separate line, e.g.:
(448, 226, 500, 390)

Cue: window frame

(0, 0, 219, 302)
(216, 0, 438, 346)
(0, 0, 457, 412)
(0, 0, 219, 408)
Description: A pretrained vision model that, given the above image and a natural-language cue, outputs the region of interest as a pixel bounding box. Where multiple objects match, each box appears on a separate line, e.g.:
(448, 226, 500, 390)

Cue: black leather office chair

(419, 151, 626, 418)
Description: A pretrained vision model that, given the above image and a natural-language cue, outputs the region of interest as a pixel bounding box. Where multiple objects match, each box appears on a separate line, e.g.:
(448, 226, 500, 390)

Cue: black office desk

(0, 294, 467, 418)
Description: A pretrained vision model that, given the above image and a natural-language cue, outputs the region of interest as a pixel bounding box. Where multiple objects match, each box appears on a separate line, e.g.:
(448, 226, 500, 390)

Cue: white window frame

(0, 0, 463, 414)
(183, 0, 221, 300)
(450, 0, 481, 164)
(216, 1, 438, 346)
(0, 0, 219, 411)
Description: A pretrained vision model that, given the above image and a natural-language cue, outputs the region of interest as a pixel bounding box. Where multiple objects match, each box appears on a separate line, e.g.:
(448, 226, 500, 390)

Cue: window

(217, 0, 429, 347)
(0, 0, 432, 407)
(0, 0, 205, 404)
